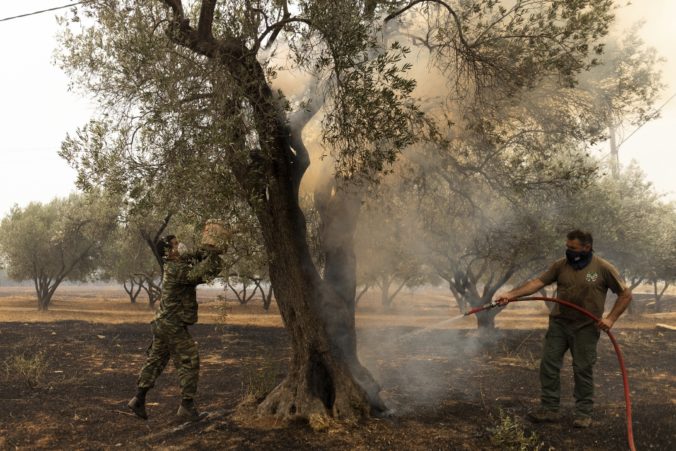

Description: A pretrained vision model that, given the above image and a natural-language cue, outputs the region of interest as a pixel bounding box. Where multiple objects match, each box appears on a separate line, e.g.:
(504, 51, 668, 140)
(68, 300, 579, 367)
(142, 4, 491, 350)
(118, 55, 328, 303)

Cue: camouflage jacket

(155, 251, 223, 326)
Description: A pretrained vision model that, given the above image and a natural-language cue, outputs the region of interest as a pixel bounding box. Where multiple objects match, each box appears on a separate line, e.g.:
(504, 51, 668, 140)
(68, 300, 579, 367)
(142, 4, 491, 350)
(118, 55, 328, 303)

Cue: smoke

(355, 302, 486, 414)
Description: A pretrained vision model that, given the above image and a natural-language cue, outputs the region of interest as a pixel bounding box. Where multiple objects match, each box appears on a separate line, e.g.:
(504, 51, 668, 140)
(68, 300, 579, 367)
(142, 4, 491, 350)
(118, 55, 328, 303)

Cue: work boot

(573, 415, 592, 428)
(127, 396, 148, 420)
(526, 407, 560, 423)
(177, 399, 200, 422)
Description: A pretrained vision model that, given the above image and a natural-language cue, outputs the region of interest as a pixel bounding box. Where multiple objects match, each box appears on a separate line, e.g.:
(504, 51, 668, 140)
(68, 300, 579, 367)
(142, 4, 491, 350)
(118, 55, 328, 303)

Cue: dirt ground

(0, 286, 674, 450)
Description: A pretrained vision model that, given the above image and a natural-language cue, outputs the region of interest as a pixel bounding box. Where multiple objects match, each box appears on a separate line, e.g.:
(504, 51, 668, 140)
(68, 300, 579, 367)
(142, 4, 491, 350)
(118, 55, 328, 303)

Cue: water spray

(465, 296, 636, 451)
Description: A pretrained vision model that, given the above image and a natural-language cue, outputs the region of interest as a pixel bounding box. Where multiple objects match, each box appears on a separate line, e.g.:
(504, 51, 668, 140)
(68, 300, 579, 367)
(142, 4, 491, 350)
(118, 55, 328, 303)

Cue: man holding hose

(495, 229, 632, 428)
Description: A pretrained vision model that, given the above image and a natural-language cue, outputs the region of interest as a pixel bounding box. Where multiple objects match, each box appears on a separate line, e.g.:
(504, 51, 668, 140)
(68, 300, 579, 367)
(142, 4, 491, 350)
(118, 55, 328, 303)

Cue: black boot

(176, 398, 200, 422)
(127, 388, 149, 419)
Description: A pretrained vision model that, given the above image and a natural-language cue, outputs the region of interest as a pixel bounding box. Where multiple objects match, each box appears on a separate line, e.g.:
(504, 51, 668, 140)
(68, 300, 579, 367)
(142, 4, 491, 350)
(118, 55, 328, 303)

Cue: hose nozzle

(464, 299, 504, 316)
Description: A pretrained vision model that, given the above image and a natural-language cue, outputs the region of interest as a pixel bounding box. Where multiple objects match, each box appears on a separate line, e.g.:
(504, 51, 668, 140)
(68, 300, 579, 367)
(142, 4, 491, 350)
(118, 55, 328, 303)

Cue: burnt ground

(0, 321, 674, 450)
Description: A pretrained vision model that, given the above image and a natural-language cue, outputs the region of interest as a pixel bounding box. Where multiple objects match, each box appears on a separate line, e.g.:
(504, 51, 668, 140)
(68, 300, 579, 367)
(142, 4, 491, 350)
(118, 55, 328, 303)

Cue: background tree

(223, 233, 274, 309)
(0, 193, 118, 311)
(644, 204, 676, 312)
(581, 24, 665, 177)
(412, 170, 562, 329)
(100, 224, 164, 306)
(355, 180, 433, 310)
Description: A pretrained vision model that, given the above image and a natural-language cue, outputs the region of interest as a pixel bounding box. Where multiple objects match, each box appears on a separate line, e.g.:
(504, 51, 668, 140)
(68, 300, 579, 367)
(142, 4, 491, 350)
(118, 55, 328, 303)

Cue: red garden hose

(465, 296, 636, 451)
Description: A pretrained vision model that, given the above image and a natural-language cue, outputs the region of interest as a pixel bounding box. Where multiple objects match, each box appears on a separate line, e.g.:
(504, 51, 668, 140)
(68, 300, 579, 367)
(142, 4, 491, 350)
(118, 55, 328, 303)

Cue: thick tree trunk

(140, 276, 161, 309)
(653, 280, 669, 313)
(38, 288, 56, 311)
(464, 293, 499, 331)
(34, 277, 55, 311)
(449, 283, 468, 313)
(380, 276, 393, 309)
(475, 309, 498, 329)
(253, 180, 385, 419)
(626, 277, 643, 315)
(38, 294, 52, 311)
(253, 279, 274, 310)
(123, 279, 142, 304)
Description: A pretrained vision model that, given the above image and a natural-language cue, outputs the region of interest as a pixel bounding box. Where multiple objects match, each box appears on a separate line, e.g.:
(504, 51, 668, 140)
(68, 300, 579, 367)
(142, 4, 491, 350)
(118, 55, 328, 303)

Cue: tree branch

(258, 17, 313, 51)
(161, 0, 185, 19)
(384, 0, 472, 51)
(198, 0, 217, 40)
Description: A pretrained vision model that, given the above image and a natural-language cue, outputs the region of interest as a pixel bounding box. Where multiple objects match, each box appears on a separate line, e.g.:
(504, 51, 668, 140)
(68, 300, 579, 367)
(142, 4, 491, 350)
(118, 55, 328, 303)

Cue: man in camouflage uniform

(496, 230, 632, 428)
(128, 235, 224, 421)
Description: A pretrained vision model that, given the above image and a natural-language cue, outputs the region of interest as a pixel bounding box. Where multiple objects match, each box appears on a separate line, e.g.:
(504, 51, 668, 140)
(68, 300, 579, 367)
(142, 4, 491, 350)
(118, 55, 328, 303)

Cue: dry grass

(2, 336, 49, 389)
(240, 361, 280, 403)
(0, 286, 672, 330)
(488, 409, 545, 451)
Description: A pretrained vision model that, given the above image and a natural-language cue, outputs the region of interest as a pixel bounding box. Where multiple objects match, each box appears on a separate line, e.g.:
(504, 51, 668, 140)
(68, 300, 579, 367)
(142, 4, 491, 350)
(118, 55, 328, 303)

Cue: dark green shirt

(538, 255, 627, 322)
(155, 252, 223, 325)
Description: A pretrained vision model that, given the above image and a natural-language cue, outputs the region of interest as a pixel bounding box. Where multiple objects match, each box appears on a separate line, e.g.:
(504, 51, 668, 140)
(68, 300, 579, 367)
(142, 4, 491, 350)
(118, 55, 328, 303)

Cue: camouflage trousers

(137, 318, 200, 400)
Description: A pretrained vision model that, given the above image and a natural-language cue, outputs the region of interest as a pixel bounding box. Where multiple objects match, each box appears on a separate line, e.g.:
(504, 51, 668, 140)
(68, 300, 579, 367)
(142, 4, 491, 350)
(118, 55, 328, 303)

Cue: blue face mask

(566, 249, 593, 270)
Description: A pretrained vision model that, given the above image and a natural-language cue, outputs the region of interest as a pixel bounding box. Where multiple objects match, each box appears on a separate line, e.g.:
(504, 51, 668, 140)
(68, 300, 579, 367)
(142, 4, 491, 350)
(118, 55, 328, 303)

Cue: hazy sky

(0, 1, 675, 218)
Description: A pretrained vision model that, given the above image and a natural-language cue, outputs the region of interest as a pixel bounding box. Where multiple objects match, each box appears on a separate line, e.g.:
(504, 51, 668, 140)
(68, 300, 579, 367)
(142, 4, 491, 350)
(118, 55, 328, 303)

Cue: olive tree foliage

(579, 23, 665, 176)
(553, 163, 676, 311)
(0, 193, 118, 310)
(57, 0, 616, 421)
(582, 22, 665, 127)
(388, 11, 664, 328)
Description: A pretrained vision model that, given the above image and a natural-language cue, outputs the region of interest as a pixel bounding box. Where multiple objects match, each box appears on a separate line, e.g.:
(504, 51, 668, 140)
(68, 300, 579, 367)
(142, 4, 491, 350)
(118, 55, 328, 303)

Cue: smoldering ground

(357, 312, 489, 415)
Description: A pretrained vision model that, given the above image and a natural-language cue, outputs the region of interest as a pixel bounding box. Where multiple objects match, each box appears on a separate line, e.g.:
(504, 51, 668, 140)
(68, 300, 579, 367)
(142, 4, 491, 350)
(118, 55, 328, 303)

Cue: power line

(617, 91, 676, 149)
(0, 2, 90, 23)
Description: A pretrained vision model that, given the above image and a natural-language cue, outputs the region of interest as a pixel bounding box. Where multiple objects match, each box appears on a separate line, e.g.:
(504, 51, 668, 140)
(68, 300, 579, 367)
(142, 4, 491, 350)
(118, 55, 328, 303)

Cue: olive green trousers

(540, 317, 600, 416)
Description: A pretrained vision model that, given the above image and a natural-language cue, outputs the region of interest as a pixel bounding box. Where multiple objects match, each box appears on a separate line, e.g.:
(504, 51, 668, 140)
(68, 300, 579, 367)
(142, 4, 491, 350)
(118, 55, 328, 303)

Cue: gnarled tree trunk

(123, 278, 143, 303)
(250, 165, 384, 420)
(33, 272, 67, 311)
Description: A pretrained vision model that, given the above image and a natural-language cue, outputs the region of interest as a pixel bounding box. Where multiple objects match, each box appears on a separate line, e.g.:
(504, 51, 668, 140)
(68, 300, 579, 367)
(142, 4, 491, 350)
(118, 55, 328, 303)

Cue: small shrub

(215, 294, 229, 325)
(2, 350, 48, 388)
(241, 363, 279, 403)
(489, 409, 544, 451)
(214, 295, 232, 348)
(307, 412, 330, 432)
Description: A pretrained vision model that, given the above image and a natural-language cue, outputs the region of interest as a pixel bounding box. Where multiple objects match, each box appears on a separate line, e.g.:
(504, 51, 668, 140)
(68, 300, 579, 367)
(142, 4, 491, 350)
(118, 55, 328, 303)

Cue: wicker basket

(201, 219, 230, 250)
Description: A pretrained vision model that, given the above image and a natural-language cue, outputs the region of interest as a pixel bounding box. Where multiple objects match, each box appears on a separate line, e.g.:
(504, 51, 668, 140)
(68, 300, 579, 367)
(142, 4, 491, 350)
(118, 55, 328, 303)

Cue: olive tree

(100, 223, 165, 306)
(0, 193, 117, 310)
(581, 24, 665, 177)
